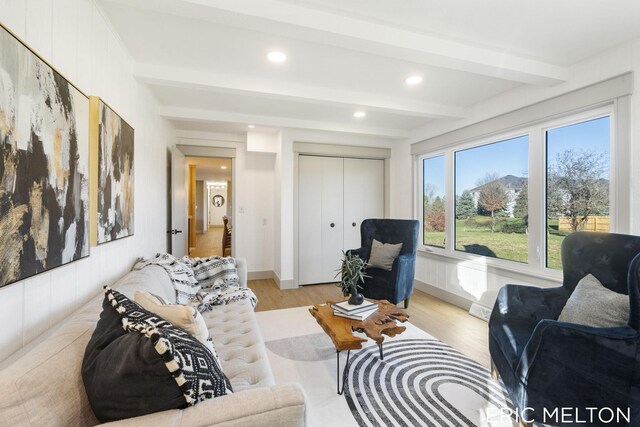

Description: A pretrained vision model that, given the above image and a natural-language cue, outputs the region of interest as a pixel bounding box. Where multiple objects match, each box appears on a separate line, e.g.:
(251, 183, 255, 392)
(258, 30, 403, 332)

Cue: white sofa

(0, 259, 306, 426)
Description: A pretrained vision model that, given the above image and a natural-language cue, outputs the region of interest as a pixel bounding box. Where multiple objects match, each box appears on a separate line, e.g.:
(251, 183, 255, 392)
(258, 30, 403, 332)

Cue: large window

(545, 116, 611, 269)
(454, 136, 529, 262)
(415, 104, 618, 274)
(422, 155, 446, 248)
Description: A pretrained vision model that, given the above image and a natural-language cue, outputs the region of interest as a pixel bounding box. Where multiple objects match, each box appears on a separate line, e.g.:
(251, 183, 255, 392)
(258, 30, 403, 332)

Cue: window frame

(453, 132, 530, 263)
(418, 151, 449, 253)
(541, 106, 616, 269)
(415, 104, 618, 279)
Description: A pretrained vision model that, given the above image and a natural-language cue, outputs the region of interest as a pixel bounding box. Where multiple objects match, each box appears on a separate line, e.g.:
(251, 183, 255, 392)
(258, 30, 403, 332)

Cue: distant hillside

(470, 175, 527, 192)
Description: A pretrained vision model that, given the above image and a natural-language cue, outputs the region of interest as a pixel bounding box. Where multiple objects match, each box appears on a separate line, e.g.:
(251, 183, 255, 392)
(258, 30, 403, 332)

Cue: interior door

(343, 158, 385, 251)
(170, 146, 188, 258)
(298, 155, 344, 285)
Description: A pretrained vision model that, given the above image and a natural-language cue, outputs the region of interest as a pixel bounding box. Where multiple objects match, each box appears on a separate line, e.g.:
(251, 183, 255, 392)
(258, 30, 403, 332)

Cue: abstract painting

(0, 24, 90, 288)
(92, 98, 134, 244)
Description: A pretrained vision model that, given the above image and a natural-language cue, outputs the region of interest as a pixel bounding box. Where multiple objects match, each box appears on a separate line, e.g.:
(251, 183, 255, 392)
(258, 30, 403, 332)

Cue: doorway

(186, 157, 233, 258)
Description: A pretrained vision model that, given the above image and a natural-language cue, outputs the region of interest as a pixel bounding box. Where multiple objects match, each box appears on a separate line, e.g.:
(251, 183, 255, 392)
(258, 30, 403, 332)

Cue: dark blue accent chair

(489, 232, 640, 426)
(347, 219, 419, 308)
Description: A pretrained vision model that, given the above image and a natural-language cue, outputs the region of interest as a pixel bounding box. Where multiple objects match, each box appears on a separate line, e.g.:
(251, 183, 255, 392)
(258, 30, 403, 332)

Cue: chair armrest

(346, 248, 366, 259)
(490, 284, 569, 326)
(100, 383, 306, 427)
(516, 319, 639, 411)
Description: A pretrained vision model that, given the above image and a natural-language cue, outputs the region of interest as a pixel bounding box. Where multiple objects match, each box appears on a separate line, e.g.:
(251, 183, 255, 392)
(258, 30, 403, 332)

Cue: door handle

(330, 223, 335, 228)
(167, 229, 183, 235)
(352, 222, 357, 227)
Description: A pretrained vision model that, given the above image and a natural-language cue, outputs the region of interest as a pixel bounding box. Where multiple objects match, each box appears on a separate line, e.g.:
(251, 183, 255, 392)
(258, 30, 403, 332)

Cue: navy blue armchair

(347, 219, 419, 308)
(489, 232, 640, 426)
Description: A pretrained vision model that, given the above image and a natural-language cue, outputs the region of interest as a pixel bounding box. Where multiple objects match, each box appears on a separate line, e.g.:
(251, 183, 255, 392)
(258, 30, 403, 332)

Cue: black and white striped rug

(257, 306, 516, 427)
(344, 339, 515, 427)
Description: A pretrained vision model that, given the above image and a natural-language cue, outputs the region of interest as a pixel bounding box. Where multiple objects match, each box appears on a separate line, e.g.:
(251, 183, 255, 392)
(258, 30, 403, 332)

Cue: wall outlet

(239, 206, 245, 214)
(469, 303, 491, 322)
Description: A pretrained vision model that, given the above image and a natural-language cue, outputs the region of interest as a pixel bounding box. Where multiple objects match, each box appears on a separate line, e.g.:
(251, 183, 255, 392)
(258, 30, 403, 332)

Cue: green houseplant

(335, 250, 369, 305)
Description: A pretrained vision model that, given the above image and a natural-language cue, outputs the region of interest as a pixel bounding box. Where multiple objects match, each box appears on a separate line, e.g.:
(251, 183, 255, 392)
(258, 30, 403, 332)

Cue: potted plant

(335, 250, 369, 305)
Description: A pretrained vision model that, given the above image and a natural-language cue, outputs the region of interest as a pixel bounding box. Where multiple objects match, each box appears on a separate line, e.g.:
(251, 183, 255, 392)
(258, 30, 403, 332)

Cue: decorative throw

(184, 256, 239, 288)
(133, 253, 200, 304)
(183, 256, 258, 311)
(193, 282, 258, 313)
(82, 287, 232, 423)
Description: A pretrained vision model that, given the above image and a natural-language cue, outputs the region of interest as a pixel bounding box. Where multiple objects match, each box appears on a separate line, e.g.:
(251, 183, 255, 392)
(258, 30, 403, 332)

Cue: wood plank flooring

(190, 226, 224, 258)
(249, 279, 490, 368)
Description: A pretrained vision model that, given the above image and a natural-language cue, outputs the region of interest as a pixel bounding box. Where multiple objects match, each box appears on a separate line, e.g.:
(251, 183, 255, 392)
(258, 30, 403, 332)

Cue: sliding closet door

(343, 158, 384, 250)
(298, 155, 344, 285)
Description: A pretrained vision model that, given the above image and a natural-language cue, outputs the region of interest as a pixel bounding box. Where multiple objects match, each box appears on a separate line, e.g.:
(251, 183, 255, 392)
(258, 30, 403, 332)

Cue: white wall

(0, 0, 173, 362)
(395, 38, 640, 309)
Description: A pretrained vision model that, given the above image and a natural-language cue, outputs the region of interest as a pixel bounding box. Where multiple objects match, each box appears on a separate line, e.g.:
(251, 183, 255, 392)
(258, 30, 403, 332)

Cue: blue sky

(547, 116, 610, 175)
(455, 135, 529, 194)
(423, 155, 446, 198)
(423, 116, 610, 196)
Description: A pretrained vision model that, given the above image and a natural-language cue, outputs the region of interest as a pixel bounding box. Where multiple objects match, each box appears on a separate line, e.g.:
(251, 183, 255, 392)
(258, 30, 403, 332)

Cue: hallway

(190, 226, 224, 258)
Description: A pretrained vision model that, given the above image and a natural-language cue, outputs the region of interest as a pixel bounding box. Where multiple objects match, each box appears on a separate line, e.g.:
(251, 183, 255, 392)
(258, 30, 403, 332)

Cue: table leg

(336, 349, 351, 395)
(379, 343, 384, 360)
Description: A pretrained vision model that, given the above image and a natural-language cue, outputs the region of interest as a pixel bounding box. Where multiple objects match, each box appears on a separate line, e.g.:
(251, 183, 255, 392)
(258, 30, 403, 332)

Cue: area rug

(256, 306, 518, 427)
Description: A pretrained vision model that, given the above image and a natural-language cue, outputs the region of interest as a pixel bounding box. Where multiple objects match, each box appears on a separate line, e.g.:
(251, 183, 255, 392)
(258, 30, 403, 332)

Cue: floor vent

(469, 303, 492, 322)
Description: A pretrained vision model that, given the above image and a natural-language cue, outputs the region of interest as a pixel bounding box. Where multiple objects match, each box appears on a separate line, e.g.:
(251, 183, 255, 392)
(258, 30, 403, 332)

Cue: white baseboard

(247, 270, 274, 281)
(413, 280, 473, 311)
(247, 270, 295, 289)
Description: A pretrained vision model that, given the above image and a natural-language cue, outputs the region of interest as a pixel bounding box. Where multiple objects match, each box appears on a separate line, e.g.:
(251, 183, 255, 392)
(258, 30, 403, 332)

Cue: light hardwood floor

(249, 279, 490, 368)
(190, 226, 224, 258)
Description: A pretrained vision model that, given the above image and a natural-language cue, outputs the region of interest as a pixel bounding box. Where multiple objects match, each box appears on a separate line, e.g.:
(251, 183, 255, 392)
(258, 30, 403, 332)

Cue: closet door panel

(298, 156, 344, 285)
(298, 156, 324, 285)
(320, 157, 344, 283)
(343, 158, 384, 251)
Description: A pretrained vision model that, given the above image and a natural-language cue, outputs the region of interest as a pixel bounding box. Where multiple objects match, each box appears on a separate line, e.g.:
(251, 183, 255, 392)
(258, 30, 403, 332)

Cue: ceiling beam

(160, 106, 409, 139)
(106, 0, 569, 86)
(135, 64, 466, 120)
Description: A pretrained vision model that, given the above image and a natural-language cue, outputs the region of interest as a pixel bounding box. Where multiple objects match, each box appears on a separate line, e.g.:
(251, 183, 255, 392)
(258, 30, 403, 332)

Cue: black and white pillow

(82, 287, 232, 423)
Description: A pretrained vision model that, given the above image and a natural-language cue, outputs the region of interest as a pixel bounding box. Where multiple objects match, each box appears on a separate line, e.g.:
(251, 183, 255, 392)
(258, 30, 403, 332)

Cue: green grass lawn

(424, 217, 566, 269)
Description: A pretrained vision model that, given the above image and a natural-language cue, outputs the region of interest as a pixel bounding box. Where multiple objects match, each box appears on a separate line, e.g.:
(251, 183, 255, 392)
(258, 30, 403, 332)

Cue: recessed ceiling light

(405, 75, 423, 85)
(267, 51, 287, 63)
(221, 166, 227, 170)
(248, 125, 255, 128)
(353, 111, 366, 118)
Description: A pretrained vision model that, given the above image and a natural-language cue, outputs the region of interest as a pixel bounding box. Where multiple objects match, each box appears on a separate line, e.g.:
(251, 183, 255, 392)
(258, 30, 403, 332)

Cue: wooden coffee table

(309, 298, 409, 394)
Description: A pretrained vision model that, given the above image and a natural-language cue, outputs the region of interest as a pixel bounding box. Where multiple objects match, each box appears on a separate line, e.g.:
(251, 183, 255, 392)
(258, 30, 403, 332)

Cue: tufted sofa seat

(0, 259, 305, 427)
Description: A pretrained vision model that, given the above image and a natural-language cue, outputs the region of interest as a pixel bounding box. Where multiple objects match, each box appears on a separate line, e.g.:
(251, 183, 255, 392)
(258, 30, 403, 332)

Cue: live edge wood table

(309, 299, 409, 395)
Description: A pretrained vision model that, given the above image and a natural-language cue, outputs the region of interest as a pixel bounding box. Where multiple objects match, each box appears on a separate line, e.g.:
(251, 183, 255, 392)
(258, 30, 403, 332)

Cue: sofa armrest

(100, 383, 306, 427)
(235, 257, 248, 288)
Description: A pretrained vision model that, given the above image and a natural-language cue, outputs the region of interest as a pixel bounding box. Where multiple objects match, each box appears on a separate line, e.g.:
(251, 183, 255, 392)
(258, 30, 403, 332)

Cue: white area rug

(256, 306, 518, 427)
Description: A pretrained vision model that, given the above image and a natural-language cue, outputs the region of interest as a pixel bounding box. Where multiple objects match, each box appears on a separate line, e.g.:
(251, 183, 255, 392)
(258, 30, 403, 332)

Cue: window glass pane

(454, 136, 529, 262)
(423, 155, 446, 248)
(546, 116, 610, 269)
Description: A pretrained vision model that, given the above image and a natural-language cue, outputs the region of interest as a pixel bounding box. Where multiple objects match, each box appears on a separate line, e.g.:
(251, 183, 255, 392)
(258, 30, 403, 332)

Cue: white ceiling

(189, 157, 232, 182)
(100, 0, 640, 141)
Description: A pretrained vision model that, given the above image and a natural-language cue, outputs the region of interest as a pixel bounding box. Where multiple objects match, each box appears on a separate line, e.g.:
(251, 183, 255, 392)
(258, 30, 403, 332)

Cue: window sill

(417, 248, 563, 284)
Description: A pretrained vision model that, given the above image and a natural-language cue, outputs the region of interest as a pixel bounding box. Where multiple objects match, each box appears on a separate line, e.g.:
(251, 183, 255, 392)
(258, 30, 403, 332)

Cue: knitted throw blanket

(133, 254, 257, 310)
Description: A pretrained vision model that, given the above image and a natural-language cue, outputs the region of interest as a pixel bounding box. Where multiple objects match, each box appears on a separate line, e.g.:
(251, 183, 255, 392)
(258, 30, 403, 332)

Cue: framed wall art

(89, 97, 134, 245)
(0, 23, 90, 288)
